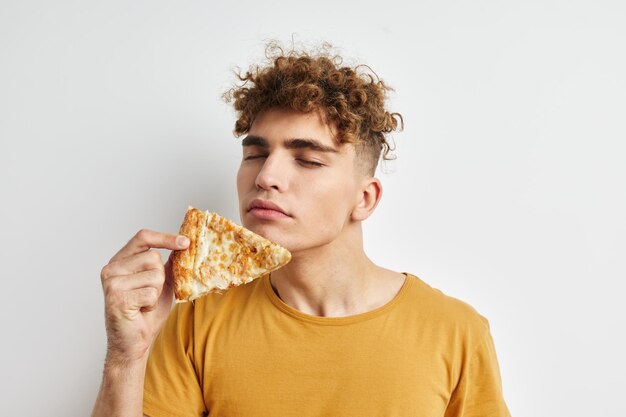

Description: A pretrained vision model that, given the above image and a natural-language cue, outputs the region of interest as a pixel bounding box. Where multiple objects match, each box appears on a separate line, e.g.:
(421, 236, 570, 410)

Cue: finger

(104, 269, 165, 299)
(160, 275, 174, 304)
(110, 229, 190, 263)
(163, 251, 175, 280)
(161, 254, 176, 298)
(102, 250, 164, 280)
(124, 287, 159, 312)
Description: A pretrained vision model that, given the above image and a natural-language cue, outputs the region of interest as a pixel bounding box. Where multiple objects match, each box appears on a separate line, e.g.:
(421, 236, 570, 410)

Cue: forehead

(247, 108, 344, 150)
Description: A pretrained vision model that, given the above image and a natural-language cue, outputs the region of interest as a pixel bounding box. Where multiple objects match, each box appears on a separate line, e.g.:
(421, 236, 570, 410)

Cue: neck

(270, 223, 405, 317)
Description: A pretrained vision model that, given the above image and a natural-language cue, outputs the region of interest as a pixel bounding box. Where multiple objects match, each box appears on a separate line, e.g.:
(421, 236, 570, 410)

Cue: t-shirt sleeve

(143, 302, 207, 417)
(444, 322, 511, 417)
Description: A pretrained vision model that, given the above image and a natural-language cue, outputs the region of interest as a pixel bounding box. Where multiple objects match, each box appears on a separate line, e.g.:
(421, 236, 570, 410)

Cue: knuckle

(145, 287, 159, 305)
(100, 264, 110, 281)
(135, 228, 151, 242)
(147, 260, 165, 276)
(103, 277, 121, 298)
(143, 270, 162, 288)
(149, 250, 162, 264)
(154, 271, 165, 287)
(102, 260, 120, 280)
(147, 286, 159, 298)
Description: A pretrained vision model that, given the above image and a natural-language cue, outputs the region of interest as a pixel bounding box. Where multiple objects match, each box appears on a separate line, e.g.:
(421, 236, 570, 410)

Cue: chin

(244, 221, 285, 244)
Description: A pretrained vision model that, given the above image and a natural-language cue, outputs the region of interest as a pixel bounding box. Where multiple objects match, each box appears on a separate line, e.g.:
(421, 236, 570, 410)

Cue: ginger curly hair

(223, 42, 403, 175)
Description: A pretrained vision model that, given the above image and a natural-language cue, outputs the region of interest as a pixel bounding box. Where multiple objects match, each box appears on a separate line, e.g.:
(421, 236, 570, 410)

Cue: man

(92, 43, 511, 417)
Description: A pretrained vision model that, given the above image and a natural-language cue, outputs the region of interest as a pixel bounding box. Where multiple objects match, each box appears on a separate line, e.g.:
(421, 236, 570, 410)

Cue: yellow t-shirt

(144, 273, 510, 417)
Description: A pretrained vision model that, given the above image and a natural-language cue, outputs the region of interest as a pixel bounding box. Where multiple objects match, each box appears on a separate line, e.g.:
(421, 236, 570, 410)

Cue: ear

(351, 177, 383, 221)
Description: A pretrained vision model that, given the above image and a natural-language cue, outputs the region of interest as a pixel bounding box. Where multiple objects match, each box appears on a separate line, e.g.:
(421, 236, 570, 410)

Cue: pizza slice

(171, 206, 291, 302)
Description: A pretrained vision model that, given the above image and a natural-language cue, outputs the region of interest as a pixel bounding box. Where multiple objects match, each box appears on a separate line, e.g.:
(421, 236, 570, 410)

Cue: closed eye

(297, 158, 324, 167)
(244, 155, 267, 161)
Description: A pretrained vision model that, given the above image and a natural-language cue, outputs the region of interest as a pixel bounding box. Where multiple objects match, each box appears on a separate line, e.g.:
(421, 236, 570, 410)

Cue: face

(236, 107, 366, 253)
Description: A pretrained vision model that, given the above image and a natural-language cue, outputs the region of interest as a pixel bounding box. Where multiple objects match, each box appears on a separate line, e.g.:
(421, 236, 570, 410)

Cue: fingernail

(177, 236, 190, 247)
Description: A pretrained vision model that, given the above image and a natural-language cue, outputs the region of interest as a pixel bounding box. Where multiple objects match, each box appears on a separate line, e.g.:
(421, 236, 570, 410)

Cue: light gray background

(1, 1, 625, 416)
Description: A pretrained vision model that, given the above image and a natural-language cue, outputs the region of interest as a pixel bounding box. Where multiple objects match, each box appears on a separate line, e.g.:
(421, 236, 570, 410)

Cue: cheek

(236, 168, 243, 193)
(306, 179, 356, 228)
(236, 167, 250, 215)
(236, 165, 252, 193)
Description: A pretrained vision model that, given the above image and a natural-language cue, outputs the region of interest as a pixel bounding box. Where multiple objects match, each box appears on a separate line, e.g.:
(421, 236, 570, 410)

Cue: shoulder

(403, 273, 491, 341)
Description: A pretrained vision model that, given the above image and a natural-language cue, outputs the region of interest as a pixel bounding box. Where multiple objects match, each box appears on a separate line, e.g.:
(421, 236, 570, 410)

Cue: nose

(255, 154, 286, 192)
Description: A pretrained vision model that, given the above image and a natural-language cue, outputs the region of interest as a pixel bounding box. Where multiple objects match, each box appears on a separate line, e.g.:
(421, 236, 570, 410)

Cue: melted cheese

(179, 209, 291, 301)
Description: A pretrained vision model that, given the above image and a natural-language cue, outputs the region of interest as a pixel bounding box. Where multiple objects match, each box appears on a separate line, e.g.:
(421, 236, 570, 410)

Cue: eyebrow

(241, 135, 338, 153)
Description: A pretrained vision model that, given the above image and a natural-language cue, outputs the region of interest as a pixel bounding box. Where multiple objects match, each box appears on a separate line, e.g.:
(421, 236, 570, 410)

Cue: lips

(247, 199, 289, 216)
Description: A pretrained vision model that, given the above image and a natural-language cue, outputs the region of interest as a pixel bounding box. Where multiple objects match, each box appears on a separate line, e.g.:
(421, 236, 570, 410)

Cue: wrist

(93, 351, 148, 417)
(104, 350, 150, 375)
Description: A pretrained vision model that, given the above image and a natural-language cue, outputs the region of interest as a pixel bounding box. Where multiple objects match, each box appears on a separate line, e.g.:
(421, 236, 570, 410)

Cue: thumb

(162, 253, 176, 297)
(148, 257, 175, 316)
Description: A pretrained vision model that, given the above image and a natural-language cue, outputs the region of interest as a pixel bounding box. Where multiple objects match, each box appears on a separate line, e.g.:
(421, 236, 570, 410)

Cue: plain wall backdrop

(1, 1, 625, 416)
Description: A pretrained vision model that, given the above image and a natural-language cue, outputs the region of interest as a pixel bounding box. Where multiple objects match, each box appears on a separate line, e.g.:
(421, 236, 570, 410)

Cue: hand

(100, 229, 189, 365)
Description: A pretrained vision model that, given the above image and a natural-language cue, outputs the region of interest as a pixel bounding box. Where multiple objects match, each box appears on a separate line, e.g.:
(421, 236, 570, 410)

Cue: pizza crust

(170, 207, 202, 301)
(172, 206, 291, 302)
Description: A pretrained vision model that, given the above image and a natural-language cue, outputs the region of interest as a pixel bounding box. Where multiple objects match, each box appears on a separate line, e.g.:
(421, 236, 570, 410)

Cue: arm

(91, 354, 149, 417)
(91, 229, 190, 417)
(444, 325, 511, 417)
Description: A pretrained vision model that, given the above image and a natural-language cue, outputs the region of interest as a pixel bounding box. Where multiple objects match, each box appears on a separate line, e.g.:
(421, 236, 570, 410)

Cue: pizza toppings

(171, 207, 291, 302)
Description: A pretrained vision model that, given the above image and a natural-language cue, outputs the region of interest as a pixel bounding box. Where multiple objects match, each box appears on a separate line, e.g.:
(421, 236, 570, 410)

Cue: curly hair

(222, 41, 404, 175)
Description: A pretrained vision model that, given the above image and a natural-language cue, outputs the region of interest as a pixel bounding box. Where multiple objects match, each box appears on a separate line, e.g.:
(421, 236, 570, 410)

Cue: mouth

(247, 199, 290, 219)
